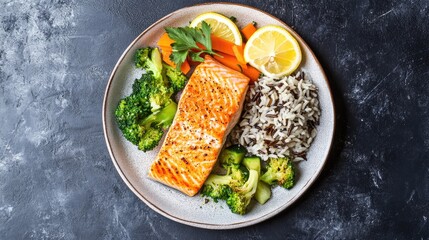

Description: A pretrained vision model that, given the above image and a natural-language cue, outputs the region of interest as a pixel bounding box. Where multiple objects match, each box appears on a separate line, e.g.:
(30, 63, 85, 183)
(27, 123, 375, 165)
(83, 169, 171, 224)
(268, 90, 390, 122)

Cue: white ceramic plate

(103, 3, 335, 229)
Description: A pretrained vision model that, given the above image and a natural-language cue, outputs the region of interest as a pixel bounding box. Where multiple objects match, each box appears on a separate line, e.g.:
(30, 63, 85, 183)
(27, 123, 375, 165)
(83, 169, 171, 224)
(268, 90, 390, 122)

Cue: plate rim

(102, 2, 336, 229)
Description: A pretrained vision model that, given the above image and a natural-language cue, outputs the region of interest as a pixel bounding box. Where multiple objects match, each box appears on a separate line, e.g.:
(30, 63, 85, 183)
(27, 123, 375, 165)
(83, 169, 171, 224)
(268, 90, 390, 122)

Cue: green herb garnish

(165, 21, 217, 70)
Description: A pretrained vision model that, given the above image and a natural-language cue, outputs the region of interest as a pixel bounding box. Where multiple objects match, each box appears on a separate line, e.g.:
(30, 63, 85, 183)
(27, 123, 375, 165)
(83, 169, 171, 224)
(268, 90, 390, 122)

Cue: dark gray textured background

(1, 0, 428, 239)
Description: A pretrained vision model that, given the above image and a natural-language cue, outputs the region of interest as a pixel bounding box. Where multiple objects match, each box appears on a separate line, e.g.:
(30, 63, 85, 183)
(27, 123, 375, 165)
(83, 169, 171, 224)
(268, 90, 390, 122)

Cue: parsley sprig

(165, 21, 218, 70)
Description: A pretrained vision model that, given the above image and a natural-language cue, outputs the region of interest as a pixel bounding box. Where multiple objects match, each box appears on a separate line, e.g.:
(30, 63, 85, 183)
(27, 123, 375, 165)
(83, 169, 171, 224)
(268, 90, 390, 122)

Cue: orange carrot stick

(211, 35, 236, 56)
(213, 52, 242, 71)
(241, 23, 257, 41)
(160, 48, 175, 67)
(180, 60, 191, 75)
(213, 52, 261, 83)
(157, 32, 175, 48)
(159, 45, 172, 53)
(242, 65, 261, 83)
(160, 47, 191, 75)
(232, 44, 247, 69)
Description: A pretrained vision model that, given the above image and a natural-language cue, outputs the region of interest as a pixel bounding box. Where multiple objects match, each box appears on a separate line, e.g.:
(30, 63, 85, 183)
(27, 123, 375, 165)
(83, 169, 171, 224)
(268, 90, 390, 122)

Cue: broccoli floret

(115, 71, 171, 140)
(135, 47, 163, 79)
(202, 159, 259, 215)
(115, 74, 155, 130)
(137, 127, 164, 151)
(115, 82, 177, 152)
(133, 64, 174, 112)
(201, 166, 248, 200)
(227, 166, 248, 188)
(201, 174, 233, 202)
(115, 93, 149, 145)
(115, 96, 141, 131)
(134, 48, 174, 112)
(226, 192, 247, 214)
(129, 72, 168, 112)
(260, 157, 295, 189)
(148, 84, 174, 112)
(120, 120, 144, 145)
(116, 47, 183, 152)
(226, 169, 259, 215)
(219, 145, 247, 167)
(163, 64, 188, 92)
(201, 165, 248, 199)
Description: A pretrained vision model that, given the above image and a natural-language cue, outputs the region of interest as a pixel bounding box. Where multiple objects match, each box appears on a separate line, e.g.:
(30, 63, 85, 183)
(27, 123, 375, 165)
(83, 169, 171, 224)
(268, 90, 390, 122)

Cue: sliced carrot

(232, 44, 247, 69)
(242, 65, 261, 83)
(195, 42, 206, 51)
(161, 51, 176, 68)
(160, 47, 191, 75)
(160, 48, 175, 67)
(196, 35, 236, 55)
(159, 46, 173, 52)
(211, 35, 236, 56)
(213, 52, 261, 83)
(241, 23, 257, 41)
(180, 60, 191, 75)
(213, 52, 242, 72)
(157, 32, 175, 48)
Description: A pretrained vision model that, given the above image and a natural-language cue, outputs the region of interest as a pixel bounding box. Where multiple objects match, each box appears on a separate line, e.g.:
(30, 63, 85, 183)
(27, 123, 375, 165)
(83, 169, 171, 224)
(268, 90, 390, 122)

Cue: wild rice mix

(229, 71, 320, 161)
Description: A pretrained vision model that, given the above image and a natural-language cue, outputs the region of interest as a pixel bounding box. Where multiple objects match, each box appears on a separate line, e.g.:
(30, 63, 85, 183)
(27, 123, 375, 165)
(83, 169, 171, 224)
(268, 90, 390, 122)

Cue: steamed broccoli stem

(254, 181, 271, 205)
(163, 64, 188, 92)
(150, 70, 174, 112)
(260, 157, 295, 189)
(242, 156, 261, 174)
(135, 101, 177, 152)
(242, 156, 272, 205)
(226, 169, 259, 215)
(142, 101, 177, 129)
(235, 169, 259, 203)
(135, 47, 163, 79)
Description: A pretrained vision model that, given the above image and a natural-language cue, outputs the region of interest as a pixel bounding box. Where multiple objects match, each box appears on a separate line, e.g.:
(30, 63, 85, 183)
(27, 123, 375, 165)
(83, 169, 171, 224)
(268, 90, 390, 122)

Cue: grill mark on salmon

(148, 55, 250, 196)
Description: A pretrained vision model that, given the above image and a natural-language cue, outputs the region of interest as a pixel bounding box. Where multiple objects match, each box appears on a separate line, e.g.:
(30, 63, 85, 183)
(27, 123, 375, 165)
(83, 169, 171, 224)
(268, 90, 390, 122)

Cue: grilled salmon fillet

(148, 55, 250, 196)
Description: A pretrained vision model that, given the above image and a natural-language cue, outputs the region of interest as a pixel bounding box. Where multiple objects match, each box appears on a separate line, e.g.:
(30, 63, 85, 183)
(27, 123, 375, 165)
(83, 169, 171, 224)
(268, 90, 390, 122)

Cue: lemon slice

(190, 12, 242, 45)
(244, 25, 302, 78)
